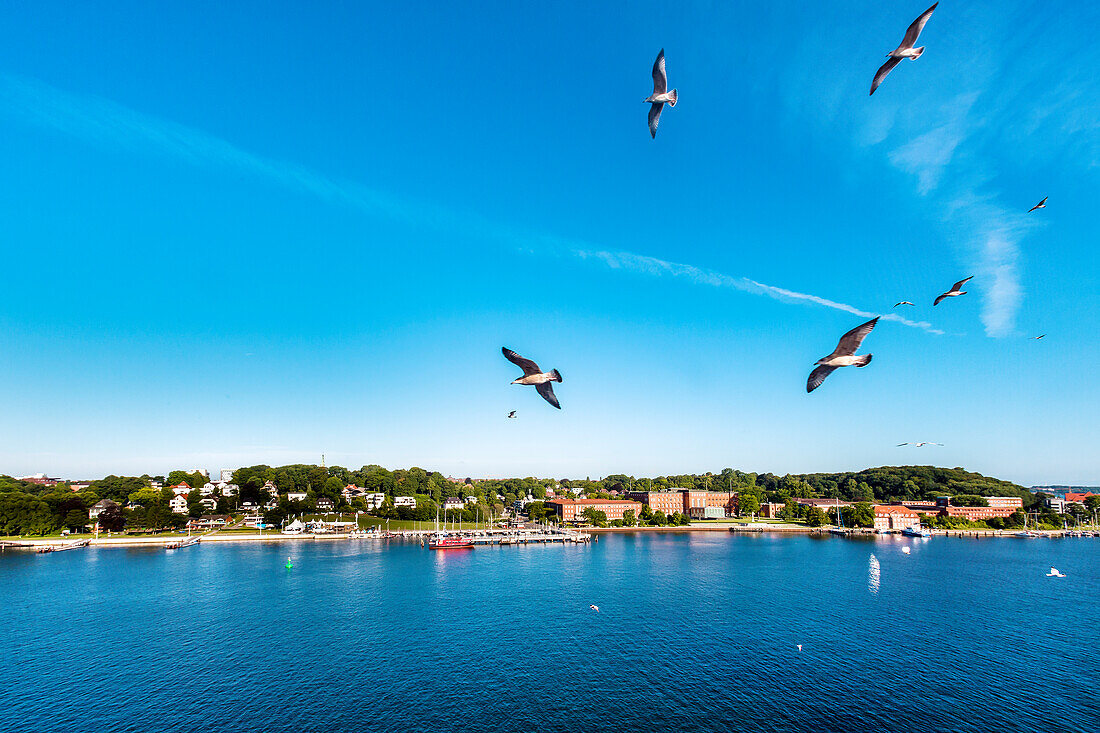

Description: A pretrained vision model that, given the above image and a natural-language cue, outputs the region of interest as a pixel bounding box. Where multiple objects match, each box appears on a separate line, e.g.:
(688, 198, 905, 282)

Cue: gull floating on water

(645, 49, 678, 138)
(870, 2, 938, 95)
(797, 644, 802, 652)
(806, 317, 878, 393)
(507, 410, 517, 418)
(934, 276, 973, 306)
(1028, 196, 1048, 213)
(893, 301, 915, 307)
(902, 546, 912, 555)
(502, 347, 563, 409)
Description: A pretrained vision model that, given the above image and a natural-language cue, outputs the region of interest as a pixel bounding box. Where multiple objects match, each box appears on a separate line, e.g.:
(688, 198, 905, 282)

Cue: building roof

(1065, 492, 1096, 503)
(92, 499, 118, 509)
(874, 504, 918, 515)
(547, 498, 641, 506)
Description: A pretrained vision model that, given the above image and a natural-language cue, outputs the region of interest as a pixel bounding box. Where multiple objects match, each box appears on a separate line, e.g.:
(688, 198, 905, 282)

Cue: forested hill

(780, 466, 1030, 504)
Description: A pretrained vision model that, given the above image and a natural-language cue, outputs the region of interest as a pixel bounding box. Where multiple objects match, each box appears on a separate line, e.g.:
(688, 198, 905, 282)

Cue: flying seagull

(806, 317, 878, 393)
(645, 49, 678, 138)
(893, 301, 915, 308)
(870, 2, 939, 96)
(507, 411, 517, 418)
(934, 276, 973, 306)
(1032, 334, 1046, 340)
(590, 604, 600, 612)
(1028, 196, 1048, 213)
(897, 442, 943, 447)
(502, 347, 563, 409)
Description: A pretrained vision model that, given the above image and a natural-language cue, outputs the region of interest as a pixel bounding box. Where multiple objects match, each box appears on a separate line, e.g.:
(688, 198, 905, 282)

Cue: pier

(397, 528, 593, 546)
(36, 539, 90, 554)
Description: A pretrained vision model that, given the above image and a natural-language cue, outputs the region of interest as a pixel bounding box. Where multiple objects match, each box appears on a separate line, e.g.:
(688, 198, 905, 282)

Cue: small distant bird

(797, 644, 803, 652)
(645, 49, 678, 138)
(507, 411, 517, 418)
(806, 317, 878, 393)
(934, 276, 973, 306)
(897, 442, 943, 447)
(590, 604, 600, 612)
(893, 301, 915, 307)
(1032, 335, 1046, 340)
(1046, 567, 1066, 578)
(902, 546, 912, 555)
(502, 347, 563, 409)
(1028, 196, 1048, 213)
(870, 2, 939, 96)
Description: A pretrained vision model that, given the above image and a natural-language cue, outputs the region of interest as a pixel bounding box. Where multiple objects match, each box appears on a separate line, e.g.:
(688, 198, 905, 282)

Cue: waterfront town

(2, 464, 1097, 543)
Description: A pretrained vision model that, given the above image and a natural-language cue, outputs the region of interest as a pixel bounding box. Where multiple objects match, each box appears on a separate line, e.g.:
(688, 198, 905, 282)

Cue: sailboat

(428, 504, 473, 550)
(828, 498, 849, 535)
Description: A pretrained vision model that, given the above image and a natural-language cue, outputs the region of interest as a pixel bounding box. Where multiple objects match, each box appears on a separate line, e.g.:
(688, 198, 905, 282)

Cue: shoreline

(4, 525, 1087, 549)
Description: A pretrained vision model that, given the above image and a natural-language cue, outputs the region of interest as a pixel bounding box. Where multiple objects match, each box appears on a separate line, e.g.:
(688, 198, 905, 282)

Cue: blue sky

(1, 0, 1097, 485)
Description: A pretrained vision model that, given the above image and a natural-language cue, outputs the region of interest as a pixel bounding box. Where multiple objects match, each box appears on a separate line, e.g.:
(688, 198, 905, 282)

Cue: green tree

(805, 507, 828, 527)
(739, 494, 760, 518)
(64, 509, 89, 533)
(622, 509, 636, 527)
(97, 504, 126, 532)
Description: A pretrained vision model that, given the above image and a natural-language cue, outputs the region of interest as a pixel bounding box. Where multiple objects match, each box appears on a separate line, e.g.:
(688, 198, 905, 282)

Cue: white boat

(901, 526, 931, 538)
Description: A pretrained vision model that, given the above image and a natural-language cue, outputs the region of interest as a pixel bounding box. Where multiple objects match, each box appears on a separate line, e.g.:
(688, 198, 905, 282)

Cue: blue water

(2, 533, 1097, 733)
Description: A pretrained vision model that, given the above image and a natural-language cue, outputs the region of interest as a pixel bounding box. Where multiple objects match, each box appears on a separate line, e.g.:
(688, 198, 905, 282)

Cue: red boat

(428, 532, 473, 550)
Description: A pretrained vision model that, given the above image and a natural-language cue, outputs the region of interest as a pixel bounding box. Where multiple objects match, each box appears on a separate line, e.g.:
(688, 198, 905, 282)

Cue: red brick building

(547, 499, 642, 523)
(626, 490, 737, 518)
(873, 505, 922, 531)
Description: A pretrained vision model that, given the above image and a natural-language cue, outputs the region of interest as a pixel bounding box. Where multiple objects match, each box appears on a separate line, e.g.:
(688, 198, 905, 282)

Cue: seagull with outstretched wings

(934, 276, 973, 306)
(502, 347, 563, 409)
(644, 49, 678, 138)
(807, 317, 879, 393)
(1028, 196, 1048, 213)
(870, 3, 938, 95)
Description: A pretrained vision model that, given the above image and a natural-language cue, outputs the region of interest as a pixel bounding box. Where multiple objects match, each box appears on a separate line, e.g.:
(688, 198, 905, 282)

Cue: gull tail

(667, 89, 677, 107)
(551, 369, 563, 383)
(910, 46, 925, 59)
(855, 354, 873, 367)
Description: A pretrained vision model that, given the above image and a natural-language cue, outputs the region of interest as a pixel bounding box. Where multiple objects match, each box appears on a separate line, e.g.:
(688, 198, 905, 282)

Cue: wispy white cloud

(574, 248, 943, 334)
(2, 72, 948, 337)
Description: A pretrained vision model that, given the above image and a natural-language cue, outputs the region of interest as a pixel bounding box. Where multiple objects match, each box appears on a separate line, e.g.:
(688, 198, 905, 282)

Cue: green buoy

(285, 557, 293, 569)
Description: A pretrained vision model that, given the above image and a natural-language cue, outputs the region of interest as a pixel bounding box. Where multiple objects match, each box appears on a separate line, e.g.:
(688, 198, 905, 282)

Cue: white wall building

(288, 490, 307, 502)
(220, 469, 234, 482)
(169, 495, 189, 514)
(394, 496, 417, 508)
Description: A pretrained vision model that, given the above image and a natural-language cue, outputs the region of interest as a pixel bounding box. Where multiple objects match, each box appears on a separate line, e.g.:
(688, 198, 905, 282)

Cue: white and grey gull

(644, 49, 678, 138)
(502, 347, 563, 409)
(934, 276, 973, 306)
(870, 3, 939, 95)
(806, 317, 879, 393)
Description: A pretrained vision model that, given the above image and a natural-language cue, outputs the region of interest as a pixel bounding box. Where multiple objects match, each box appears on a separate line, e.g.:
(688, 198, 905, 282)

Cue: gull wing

(900, 2, 938, 49)
(1028, 196, 1048, 212)
(870, 56, 901, 95)
(502, 347, 541, 376)
(648, 102, 663, 138)
(807, 365, 838, 393)
(536, 381, 561, 409)
(951, 276, 974, 291)
(652, 48, 667, 94)
(831, 317, 879, 357)
(933, 292, 948, 306)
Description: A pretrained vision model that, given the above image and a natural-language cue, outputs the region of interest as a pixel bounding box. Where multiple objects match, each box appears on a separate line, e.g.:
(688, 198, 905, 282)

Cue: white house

(218, 482, 239, 497)
(201, 482, 217, 496)
(169, 483, 192, 496)
(288, 490, 307, 502)
(89, 499, 117, 520)
(364, 493, 385, 510)
(393, 496, 417, 509)
(464, 496, 478, 504)
(200, 496, 217, 512)
(262, 480, 278, 497)
(442, 497, 464, 511)
(169, 494, 189, 514)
